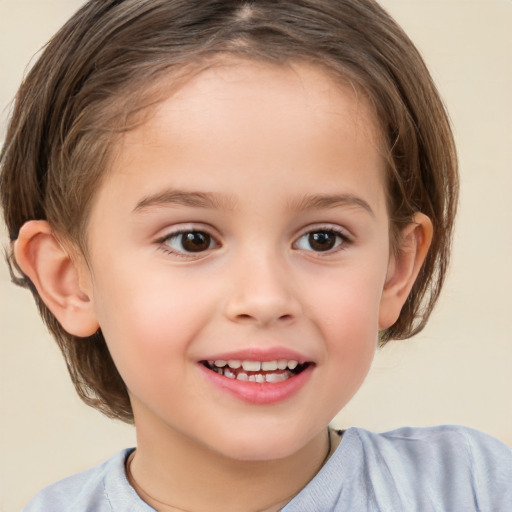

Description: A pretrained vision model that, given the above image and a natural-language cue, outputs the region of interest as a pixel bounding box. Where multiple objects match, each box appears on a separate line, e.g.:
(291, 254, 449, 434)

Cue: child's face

(81, 60, 397, 460)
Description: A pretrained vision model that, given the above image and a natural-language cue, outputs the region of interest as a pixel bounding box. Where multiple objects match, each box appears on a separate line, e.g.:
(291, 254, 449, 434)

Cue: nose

(223, 253, 302, 327)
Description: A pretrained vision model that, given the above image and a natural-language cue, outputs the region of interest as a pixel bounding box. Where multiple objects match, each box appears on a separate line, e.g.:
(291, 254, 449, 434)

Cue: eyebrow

(289, 193, 375, 217)
(133, 189, 375, 217)
(133, 189, 236, 212)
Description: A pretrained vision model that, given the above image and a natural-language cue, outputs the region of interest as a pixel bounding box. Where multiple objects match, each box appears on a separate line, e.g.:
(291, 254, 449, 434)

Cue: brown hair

(0, 0, 458, 422)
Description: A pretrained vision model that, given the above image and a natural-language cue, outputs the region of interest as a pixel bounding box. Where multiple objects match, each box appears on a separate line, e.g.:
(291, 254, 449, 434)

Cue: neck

(127, 424, 336, 512)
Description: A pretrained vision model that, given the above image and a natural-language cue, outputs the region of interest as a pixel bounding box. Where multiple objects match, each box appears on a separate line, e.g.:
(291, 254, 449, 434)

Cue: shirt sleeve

(461, 427, 512, 511)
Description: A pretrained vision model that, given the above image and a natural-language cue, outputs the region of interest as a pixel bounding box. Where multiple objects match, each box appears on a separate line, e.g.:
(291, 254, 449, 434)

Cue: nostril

(234, 312, 294, 324)
(236, 313, 254, 321)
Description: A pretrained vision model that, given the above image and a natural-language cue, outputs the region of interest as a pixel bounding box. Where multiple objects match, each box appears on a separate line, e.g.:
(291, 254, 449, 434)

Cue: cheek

(310, 270, 384, 338)
(90, 269, 203, 378)
(302, 280, 380, 422)
(322, 296, 377, 377)
(306, 268, 383, 383)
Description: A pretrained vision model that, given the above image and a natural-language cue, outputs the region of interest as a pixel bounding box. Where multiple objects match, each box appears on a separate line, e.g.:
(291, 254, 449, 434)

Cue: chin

(209, 427, 310, 463)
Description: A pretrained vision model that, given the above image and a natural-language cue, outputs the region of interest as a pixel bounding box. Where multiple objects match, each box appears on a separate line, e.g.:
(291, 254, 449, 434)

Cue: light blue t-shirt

(23, 425, 512, 511)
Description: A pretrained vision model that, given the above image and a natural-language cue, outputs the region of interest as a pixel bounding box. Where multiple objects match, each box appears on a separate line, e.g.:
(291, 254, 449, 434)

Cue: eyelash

(156, 225, 351, 258)
(157, 229, 220, 259)
(293, 226, 351, 255)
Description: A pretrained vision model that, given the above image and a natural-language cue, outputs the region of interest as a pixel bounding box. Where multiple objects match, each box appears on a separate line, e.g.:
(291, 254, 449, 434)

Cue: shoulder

(347, 425, 512, 510)
(22, 449, 149, 512)
(352, 424, 512, 468)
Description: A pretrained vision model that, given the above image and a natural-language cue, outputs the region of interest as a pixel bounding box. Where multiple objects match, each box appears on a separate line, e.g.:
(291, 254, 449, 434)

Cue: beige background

(1, 0, 511, 510)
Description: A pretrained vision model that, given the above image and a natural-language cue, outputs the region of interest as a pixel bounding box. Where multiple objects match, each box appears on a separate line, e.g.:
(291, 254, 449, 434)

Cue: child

(1, 0, 510, 510)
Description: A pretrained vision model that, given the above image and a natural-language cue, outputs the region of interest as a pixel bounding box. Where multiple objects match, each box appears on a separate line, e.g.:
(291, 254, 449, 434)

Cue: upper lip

(199, 347, 313, 365)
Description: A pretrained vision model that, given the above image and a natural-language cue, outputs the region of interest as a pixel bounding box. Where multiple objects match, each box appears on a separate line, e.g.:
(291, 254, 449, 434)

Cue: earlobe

(14, 220, 99, 337)
(378, 213, 433, 330)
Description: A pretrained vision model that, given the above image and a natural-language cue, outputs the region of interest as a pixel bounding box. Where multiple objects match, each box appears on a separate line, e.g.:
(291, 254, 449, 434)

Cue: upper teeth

(210, 359, 299, 371)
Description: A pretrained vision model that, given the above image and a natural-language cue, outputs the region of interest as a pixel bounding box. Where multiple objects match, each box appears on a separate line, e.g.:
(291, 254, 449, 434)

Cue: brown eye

(295, 230, 345, 252)
(181, 232, 211, 252)
(309, 232, 336, 251)
(164, 231, 215, 253)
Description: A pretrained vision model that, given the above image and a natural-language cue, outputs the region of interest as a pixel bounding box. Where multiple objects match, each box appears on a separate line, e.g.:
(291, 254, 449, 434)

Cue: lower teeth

(213, 366, 291, 383)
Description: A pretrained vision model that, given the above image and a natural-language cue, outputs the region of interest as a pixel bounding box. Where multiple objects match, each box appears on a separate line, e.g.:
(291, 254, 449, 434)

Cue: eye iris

(181, 232, 210, 252)
(309, 232, 336, 251)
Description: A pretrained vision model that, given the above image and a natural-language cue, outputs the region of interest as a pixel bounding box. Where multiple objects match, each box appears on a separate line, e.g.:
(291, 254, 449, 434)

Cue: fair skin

(15, 60, 432, 512)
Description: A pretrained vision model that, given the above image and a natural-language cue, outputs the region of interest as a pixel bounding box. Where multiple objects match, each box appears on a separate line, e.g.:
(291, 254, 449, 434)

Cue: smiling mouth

(201, 359, 311, 383)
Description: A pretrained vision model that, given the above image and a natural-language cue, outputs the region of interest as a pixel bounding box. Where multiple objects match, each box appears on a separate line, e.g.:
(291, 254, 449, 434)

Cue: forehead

(96, 59, 386, 215)
(134, 59, 381, 152)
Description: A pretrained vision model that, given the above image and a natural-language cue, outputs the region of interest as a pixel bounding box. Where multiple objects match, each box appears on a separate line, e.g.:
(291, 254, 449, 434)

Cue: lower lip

(198, 364, 313, 405)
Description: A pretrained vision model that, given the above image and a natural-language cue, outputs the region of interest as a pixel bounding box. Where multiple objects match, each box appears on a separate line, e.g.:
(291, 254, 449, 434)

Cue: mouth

(200, 359, 312, 383)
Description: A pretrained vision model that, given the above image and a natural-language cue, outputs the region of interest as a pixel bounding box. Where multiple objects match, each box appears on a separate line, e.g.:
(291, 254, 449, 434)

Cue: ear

(14, 220, 99, 337)
(379, 213, 433, 330)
